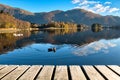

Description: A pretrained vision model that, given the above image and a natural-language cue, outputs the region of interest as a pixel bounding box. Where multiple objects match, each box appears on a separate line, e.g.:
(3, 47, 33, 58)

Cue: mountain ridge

(0, 4, 120, 26)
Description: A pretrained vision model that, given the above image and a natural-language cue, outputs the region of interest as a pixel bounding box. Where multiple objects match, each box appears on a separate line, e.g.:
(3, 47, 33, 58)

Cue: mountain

(0, 4, 120, 26)
(0, 4, 34, 15)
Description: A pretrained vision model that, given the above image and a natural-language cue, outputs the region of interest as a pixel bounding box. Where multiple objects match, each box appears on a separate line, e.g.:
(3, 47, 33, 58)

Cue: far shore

(0, 27, 89, 33)
(39, 27, 81, 30)
(0, 28, 34, 33)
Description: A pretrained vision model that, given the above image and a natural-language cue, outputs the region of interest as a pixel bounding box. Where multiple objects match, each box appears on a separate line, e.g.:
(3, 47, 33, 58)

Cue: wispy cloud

(104, 2, 111, 5)
(72, 0, 120, 14)
(72, 0, 81, 4)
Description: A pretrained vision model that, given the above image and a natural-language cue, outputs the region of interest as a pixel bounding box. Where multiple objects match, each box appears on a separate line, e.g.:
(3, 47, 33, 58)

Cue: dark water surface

(0, 29, 120, 65)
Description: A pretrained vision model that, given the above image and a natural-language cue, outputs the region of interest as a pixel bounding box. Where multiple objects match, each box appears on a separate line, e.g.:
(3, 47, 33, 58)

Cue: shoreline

(0, 28, 37, 33)
(0, 29, 20, 33)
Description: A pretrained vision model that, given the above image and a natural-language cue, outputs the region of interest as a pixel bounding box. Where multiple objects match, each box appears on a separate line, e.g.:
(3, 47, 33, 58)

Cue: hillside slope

(0, 13, 31, 29)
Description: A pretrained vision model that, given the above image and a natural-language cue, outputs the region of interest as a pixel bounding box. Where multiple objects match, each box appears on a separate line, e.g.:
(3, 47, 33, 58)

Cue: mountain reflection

(0, 29, 120, 54)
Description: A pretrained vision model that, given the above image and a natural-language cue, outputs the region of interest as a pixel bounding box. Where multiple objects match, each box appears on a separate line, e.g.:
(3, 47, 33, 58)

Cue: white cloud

(72, 0, 81, 4)
(104, 2, 112, 5)
(72, 0, 120, 14)
(80, 5, 95, 12)
(79, 0, 99, 6)
(94, 4, 110, 13)
(109, 8, 120, 13)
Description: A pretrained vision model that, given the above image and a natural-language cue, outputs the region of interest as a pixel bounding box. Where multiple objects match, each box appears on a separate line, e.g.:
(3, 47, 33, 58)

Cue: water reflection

(0, 29, 120, 65)
(0, 29, 120, 54)
(0, 31, 31, 54)
(72, 39, 118, 56)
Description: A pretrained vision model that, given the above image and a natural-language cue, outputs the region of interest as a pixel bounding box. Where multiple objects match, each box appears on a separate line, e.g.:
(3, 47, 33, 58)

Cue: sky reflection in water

(72, 38, 118, 56)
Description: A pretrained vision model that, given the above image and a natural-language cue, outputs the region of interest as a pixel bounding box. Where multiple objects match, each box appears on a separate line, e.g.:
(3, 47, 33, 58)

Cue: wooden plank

(108, 65, 120, 75)
(36, 65, 54, 80)
(54, 66, 68, 80)
(0, 65, 7, 69)
(83, 66, 104, 80)
(0, 65, 17, 79)
(0, 66, 6, 70)
(2, 65, 30, 80)
(70, 66, 86, 80)
(95, 65, 120, 80)
(18, 65, 42, 80)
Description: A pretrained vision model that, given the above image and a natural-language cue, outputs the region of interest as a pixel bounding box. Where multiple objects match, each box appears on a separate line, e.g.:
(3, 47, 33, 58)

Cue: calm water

(0, 29, 120, 65)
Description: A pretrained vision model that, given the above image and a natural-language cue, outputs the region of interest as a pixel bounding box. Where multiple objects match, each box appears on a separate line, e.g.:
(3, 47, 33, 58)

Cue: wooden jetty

(0, 65, 120, 80)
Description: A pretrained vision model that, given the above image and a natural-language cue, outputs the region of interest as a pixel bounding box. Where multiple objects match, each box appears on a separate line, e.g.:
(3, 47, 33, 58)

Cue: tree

(91, 23, 103, 32)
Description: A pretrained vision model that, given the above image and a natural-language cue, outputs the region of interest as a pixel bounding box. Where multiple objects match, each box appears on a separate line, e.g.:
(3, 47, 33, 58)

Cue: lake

(0, 29, 120, 65)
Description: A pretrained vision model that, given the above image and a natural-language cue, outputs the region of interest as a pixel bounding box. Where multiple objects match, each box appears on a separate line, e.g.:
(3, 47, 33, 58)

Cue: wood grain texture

(95, 65, 120, 80)
(83, 66, 104, 80)
(36, 65, 54, 80)
(2, 65, 29, 80)
(54, 66, 68, 80)
(70, 66, 86, 80)
(0, 65, 119, 80)
(0, 65, 17, 79)
(18, 65, 42, 80)
(108, 65, 120, 75)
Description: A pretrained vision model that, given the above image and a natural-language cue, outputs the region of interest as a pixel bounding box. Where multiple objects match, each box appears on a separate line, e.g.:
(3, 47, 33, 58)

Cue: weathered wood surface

(54, 66, 68, 80)
(83, 66, 104, 80)
(0, 65, 17, 79)
(107, 65, 120, 75)
(95, 65, 120, 80)
(1, 66, 30, 80)
(0, 65, 119, 80)
(18, 65, 42, 80)
(70, 66, 86, 80)
(36, 65, 54, 80)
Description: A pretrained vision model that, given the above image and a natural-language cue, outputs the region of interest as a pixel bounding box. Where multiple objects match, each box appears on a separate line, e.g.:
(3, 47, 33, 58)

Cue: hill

(0, 13, 31, 29)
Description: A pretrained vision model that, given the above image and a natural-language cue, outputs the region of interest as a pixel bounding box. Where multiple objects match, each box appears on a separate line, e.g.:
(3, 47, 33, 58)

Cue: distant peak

(49, 10, 63, 13)
(70, 8, 88, 12)
(0, 4, 12, 8)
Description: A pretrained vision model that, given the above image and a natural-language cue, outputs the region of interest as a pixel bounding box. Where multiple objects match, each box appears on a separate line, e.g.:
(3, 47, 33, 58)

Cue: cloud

(80, 5, 95, 12)
(79, 0, 99, 6)
(104, 2, 112, 5)
(93, 4, 110, 13)
(72, 0, 120, 14)
(72, 0, 81, 4)
(109, 8, 120, 13)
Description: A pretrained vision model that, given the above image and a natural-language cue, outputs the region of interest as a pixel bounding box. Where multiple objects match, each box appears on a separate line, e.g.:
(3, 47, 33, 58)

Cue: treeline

(0, 11, 31, 29)
(39, 22, 77, 29)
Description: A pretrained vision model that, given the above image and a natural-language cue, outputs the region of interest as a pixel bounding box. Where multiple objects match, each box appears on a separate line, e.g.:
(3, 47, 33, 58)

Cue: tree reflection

(0, 31, 31, 54)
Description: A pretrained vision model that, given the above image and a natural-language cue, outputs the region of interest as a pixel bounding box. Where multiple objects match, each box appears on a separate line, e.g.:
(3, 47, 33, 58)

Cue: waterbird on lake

(48, 47, 56, 52)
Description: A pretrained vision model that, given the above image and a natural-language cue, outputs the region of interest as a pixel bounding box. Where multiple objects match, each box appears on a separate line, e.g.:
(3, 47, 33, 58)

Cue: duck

(48, 47, 56, 52)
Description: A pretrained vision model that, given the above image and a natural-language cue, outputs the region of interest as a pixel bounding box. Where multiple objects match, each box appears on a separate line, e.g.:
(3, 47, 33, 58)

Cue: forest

(0, 11, 31, 29)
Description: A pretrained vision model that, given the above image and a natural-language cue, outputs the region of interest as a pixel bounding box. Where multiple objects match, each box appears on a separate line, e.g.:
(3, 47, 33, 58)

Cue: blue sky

(0, 0, 120, 16)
